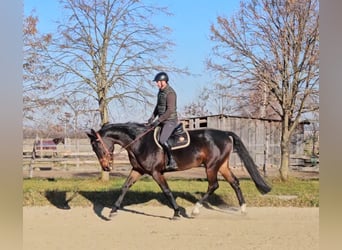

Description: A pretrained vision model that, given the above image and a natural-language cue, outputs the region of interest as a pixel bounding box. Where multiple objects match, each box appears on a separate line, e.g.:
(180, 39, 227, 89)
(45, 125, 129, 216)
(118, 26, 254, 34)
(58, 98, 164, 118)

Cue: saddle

(154, 123, 190, 150)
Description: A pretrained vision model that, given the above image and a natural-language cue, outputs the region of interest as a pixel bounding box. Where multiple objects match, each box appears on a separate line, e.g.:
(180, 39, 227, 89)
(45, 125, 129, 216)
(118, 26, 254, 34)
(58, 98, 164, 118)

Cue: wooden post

(28, 141, 36, 178)
(101, 171, 109, 181)
(263, 123, 269, 177)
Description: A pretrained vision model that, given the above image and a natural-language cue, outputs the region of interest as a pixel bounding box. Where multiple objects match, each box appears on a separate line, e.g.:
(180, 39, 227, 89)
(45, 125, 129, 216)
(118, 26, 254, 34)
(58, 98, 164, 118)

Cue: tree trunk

(98, 90, 110, 181)
(100, 104, 109, 181)
(101, 171, 110, 181)
(279, 116, 291, 181)
(99, 95, 109, 125)
(279, 141, 290, 181)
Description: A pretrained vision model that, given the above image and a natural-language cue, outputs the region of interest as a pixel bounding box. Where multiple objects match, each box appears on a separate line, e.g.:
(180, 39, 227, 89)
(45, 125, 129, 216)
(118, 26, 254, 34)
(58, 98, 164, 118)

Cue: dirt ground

(23, 164, 319, 250)
(23, 205, 319, 250)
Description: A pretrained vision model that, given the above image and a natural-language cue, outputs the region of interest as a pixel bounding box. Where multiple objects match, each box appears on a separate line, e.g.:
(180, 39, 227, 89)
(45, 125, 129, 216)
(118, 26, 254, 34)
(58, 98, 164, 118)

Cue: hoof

(191, 209, 200, 217)
(109, 211, 118, 219)
(171, 214, 181, 220)
(240, 204, 247, 214)
(171, 209, 182, 220)
(191, 202, 203, 217)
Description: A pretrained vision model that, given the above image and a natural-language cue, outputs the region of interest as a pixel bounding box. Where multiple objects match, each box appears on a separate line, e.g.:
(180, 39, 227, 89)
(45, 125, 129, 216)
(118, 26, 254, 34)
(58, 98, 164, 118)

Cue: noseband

(95, 132, 113, 166)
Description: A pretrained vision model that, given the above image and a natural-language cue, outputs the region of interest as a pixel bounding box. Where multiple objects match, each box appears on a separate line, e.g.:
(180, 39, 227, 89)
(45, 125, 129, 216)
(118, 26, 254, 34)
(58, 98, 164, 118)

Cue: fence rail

(23, 136, 318, 179)
(23, 138, 129, 178)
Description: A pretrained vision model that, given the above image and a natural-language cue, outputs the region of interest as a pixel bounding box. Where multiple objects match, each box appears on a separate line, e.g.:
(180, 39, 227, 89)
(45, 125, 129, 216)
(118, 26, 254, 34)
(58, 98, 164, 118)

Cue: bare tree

(207, 0, 319, 180)
(181, 83, 237, 117)
(43, 0, 186, 125)
(62, 94, 100, 136)
(23, 13, 61, 123)
(240, 81, 280, 119)
(181, 100, 211, 118)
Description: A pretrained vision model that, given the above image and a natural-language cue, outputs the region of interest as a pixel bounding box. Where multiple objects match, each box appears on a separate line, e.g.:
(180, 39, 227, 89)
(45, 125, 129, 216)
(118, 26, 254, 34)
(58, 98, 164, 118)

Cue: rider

(147, 72, 178, 171)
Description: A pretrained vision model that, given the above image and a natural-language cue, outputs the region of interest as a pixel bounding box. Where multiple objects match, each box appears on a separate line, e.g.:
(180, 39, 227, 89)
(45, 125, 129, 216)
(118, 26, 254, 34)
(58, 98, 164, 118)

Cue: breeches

(159, 120, 178, 144)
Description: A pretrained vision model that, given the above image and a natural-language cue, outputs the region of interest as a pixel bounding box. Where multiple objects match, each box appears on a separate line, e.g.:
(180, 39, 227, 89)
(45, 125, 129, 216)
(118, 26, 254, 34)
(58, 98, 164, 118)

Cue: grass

(23, 176, 319, 208)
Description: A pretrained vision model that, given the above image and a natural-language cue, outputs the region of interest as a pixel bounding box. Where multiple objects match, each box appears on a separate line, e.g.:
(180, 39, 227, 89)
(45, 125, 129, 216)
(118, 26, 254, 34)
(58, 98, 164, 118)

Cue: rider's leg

(159, 121, 178, 170)
(161, 142, 177, 170)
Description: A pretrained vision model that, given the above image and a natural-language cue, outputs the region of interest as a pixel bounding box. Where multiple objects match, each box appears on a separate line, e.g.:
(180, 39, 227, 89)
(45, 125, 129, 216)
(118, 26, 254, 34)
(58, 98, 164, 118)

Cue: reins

(96, 125, 155, 158)
(119, 125, 155, 152)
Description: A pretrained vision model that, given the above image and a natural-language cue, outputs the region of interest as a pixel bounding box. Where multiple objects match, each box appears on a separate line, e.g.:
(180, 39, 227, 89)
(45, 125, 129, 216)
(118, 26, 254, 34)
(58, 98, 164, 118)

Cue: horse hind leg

(219, 160, 247, 214)
(191, 166, 219, 217)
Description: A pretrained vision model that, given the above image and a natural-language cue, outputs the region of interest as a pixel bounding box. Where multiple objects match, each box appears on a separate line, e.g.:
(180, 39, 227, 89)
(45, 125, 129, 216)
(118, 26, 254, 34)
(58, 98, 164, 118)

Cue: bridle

(95, 132, 114, 168)
(94, 125, 155, 167)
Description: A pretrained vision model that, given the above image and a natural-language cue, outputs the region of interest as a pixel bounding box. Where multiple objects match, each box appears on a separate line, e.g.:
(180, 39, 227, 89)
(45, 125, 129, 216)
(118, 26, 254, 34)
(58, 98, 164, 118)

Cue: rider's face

(156, 80, 167, 89)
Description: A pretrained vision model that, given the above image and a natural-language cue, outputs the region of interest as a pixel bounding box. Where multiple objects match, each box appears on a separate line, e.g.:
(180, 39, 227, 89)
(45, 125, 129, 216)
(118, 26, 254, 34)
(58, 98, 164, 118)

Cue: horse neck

(104, 128, 135, 148)
(101, 123, 148, 150)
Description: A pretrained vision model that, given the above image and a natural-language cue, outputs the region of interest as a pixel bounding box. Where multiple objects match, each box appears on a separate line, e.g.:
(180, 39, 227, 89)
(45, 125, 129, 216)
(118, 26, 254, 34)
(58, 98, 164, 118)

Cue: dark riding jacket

(151, 85, 178, 123)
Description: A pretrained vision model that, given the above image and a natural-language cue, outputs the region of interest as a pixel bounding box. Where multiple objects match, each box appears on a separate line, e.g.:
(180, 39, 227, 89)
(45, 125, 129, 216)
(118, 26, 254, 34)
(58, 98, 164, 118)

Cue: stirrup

(165, 159, 178, 171)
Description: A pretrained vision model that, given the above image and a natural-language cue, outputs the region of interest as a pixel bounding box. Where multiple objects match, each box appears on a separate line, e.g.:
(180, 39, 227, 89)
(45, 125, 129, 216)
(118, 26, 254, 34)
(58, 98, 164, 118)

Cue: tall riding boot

(162, 142, 178, 171)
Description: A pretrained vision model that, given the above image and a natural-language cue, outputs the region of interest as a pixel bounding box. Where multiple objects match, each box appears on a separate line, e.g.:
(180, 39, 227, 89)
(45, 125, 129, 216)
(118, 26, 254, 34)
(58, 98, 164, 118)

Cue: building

(181, 114, 308, 169)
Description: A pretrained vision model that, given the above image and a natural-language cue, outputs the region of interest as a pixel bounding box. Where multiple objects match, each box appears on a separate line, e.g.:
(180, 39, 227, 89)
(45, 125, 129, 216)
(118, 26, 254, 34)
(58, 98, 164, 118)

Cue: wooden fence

(181, 114, 310, 168)
(23, 138, 129, 178)
(23, 115, 315, 178)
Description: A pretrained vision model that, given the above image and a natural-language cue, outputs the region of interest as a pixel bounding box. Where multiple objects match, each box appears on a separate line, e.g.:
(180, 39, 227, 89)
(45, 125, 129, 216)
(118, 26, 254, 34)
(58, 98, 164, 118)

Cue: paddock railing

(23, 136, 318, 179)
(23, 138, 129, 178)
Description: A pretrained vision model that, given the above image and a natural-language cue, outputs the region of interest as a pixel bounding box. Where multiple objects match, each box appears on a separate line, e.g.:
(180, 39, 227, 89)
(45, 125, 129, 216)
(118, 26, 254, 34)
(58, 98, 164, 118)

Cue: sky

(24, 0, 241, 121)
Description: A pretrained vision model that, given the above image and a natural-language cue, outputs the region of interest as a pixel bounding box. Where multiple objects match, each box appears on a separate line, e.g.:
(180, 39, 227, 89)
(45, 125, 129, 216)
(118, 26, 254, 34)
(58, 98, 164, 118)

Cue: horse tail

(227, 131, 271, 194)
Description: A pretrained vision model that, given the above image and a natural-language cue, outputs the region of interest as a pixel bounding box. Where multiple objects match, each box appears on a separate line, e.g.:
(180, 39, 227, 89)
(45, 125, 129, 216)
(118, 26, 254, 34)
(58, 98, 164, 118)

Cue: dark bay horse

(87, 122, 271, 219)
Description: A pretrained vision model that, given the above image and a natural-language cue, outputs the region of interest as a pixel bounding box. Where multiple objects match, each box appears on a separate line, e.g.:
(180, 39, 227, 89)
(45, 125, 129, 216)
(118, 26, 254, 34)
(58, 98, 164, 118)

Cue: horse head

(52, 137, 65, 145)
(86, 128, 114, 171)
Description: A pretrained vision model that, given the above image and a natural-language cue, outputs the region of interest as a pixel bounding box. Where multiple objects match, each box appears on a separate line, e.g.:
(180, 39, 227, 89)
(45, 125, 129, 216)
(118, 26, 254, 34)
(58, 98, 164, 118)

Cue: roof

(180, 113, 310, 124)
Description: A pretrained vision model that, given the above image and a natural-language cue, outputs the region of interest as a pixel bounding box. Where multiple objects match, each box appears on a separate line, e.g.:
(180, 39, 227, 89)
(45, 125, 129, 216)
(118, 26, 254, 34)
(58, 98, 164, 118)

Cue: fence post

(263, 123, 269, 177)
(101, 171, 109, 181)
(28, 140, 36, 178)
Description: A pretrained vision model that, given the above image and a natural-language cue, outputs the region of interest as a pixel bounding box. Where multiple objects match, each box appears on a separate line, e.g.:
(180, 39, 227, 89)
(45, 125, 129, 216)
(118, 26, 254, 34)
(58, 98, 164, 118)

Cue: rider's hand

(148, 120, 160, 128)
(147, 117, 154, 124)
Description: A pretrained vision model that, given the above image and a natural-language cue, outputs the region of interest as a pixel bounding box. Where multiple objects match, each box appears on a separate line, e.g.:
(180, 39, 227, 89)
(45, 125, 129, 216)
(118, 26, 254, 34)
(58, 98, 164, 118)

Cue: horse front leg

(152, 171, 181, 220)
(109, 169, 142, 218)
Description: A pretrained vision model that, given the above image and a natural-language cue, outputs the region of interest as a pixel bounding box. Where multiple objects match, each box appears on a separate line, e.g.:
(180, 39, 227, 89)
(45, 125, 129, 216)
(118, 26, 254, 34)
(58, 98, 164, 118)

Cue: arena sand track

(23, 205, 318, 250)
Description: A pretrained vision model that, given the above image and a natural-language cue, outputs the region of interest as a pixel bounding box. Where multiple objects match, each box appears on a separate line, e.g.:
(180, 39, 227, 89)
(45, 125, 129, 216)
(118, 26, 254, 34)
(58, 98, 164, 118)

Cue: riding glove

(148, 117, 155, 124)
(148, 120, 160, 128)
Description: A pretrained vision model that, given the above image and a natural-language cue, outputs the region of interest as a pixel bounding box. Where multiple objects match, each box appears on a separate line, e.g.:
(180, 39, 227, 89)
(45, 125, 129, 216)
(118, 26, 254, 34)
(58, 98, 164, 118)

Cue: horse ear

(86, 131, 93, 139)
(86, 129, 96, 139)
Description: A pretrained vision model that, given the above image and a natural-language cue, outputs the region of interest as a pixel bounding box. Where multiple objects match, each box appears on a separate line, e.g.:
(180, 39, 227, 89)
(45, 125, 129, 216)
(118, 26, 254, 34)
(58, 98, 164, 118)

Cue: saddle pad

(153, 123, 190, 150)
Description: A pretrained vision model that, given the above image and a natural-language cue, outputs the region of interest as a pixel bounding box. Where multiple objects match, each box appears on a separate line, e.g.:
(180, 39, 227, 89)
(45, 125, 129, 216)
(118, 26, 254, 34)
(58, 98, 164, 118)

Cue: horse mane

(100, 122, 148, 138)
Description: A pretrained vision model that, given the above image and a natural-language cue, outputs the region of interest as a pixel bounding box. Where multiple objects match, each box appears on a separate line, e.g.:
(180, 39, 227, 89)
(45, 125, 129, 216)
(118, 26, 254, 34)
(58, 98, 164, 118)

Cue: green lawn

(23, 176, 319, 208)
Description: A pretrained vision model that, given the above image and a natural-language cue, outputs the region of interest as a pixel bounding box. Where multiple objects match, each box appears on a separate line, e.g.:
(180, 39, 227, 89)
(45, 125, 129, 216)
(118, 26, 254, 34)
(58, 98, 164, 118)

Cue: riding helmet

(153, 72, 169, 82)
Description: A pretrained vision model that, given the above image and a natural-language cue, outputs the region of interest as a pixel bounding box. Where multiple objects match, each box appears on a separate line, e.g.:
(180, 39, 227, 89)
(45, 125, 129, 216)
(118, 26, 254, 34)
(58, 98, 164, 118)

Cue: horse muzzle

(102, 166, 112, 172)
(99, 158, 113, 172)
